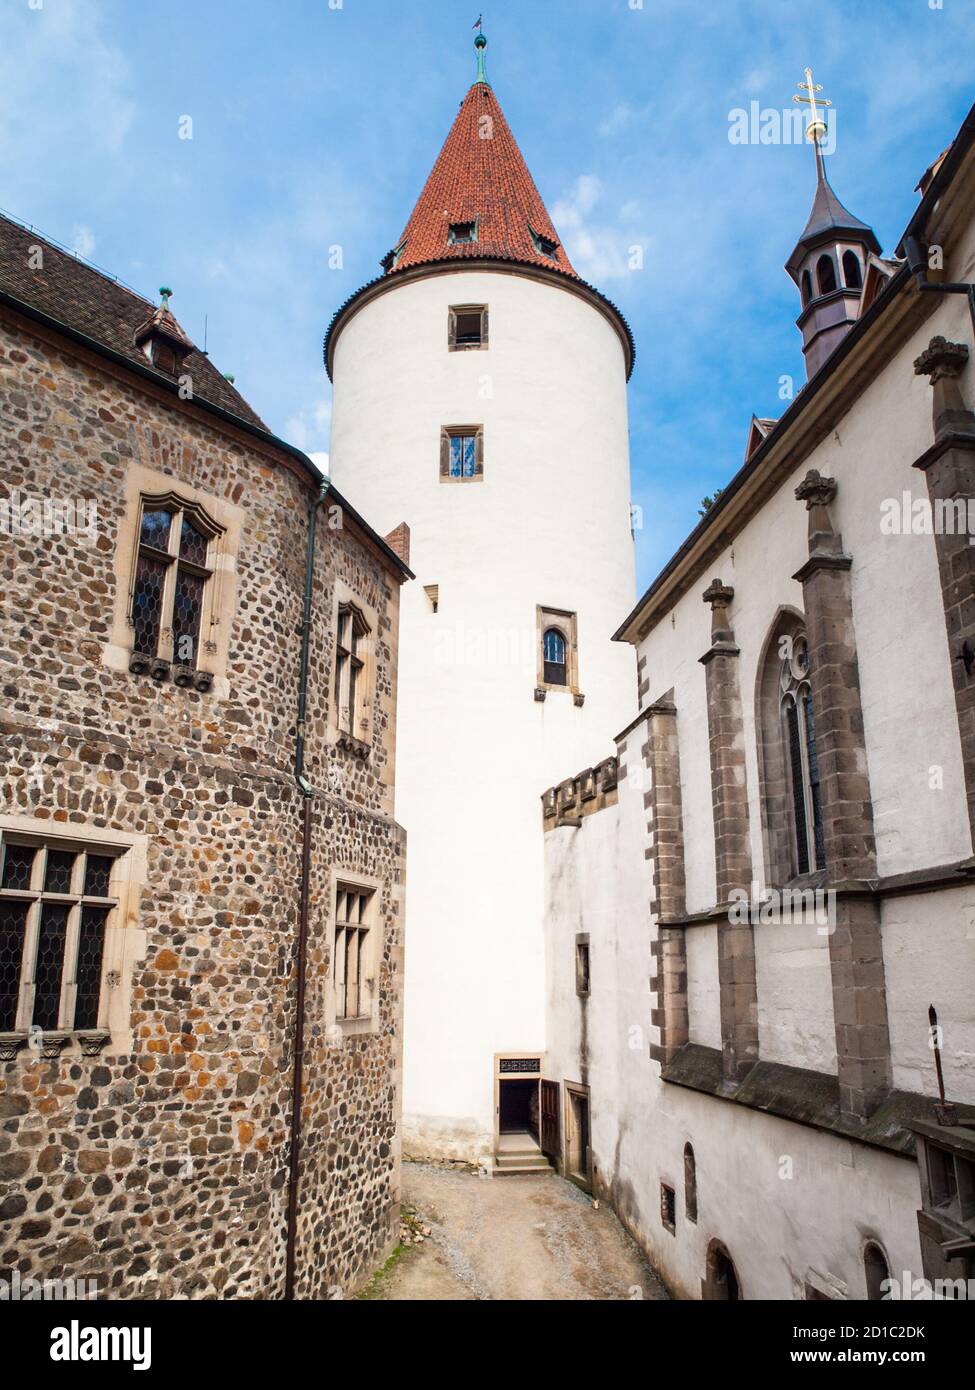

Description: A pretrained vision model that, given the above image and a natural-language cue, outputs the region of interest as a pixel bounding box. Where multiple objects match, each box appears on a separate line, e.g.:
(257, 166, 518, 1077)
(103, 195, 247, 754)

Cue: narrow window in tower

(842, 249, 862, 289)
(801, 270, 813, 306)
(440, 426, 484, 482)
(448, 220, 478, 245)
(575, 939, 590, 996)
(536, 606, 581, 697)
(529, 226, 559, 259)
(448, 305, 489, 351)
(660, 1182, 677, 1234)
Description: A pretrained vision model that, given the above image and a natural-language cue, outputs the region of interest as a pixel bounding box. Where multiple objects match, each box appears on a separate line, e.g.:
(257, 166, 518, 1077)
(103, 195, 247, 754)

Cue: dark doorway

(703, 1240, 741, 1301)
(498, 1078, 538, 1138)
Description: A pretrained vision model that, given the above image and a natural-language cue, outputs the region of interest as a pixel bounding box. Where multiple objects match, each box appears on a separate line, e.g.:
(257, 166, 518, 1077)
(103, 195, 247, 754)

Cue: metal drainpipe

(284, 477, 330, 1301)
(902, 235, 975, 340)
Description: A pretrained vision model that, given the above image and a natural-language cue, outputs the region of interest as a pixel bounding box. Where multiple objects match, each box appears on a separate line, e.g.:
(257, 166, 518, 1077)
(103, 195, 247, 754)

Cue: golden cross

(793, 66, 831, 144)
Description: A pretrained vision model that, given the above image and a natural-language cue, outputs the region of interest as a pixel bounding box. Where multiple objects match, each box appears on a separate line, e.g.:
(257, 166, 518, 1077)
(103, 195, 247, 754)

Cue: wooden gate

(539, 1079, 560, 1160)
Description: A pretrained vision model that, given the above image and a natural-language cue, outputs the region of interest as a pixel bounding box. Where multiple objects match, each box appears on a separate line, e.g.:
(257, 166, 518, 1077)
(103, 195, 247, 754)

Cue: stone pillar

(699, 581, 758, 1082)
(642, 699, 688, 1067)
(793, 471, 891, 1120)
(913, 335, 975, 849)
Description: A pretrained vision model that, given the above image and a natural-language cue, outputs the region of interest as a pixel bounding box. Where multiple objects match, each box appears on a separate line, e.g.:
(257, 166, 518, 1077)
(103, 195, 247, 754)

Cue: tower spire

(785, 67, 880, 378)
(473, 16, 488, 86)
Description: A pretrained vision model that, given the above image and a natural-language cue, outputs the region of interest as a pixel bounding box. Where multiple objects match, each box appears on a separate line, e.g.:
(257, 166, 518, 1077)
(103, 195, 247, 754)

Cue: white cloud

(552, 176, 652, 284)
(71, 224, 96, 259)
(285, 398, 332, 455)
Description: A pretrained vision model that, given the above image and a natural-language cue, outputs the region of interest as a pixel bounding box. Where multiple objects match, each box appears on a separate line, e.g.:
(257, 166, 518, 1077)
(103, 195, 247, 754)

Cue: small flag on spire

(473, 15, 483, 31)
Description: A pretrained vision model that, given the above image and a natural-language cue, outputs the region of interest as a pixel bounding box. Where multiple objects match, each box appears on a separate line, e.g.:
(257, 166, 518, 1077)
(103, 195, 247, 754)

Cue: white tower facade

(327, 42, 636, 1160)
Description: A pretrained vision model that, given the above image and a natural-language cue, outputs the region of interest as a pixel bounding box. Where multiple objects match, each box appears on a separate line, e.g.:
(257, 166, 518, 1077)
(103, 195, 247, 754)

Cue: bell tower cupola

(786, 69, 881, 379)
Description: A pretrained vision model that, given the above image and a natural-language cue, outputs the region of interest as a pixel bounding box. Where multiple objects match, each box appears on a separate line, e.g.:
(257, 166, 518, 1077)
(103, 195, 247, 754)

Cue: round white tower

(327, 35, 636, 1160)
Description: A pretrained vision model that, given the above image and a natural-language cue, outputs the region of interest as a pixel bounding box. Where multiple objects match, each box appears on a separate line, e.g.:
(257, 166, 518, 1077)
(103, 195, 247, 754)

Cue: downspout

(284, 476, 330, 1301)
(902, 234, 975, 340)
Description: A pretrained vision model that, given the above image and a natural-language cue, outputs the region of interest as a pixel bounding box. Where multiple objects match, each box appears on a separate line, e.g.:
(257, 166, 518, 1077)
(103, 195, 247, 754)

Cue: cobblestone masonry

(0, 309, 406, 1299)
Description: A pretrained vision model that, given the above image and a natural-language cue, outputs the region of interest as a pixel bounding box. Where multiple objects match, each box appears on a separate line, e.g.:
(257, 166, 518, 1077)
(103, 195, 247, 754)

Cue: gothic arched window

(842, 250, 862, 289)
(863, 1242, 890, 1301)
(816, 254, 837, 296)
(780, 636, 825, 876)
(543, 628, 567, 685)
(801, 270, 813, 306)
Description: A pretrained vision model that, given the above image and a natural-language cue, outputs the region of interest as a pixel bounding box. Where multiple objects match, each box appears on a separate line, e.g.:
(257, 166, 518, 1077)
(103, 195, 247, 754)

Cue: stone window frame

(660, 1180, 677, 1235)
(106, 462, 244, 700)
(327, 869, 382, 1038)
(329, 578, 378, 757)
(0, 816, 148, 1060)
(128, 491, 223, 680)
(447, 304, 489, 352)
(439, 424, 485, 483)
(535, 605, 581, 698)
(755, 606, 823, 888)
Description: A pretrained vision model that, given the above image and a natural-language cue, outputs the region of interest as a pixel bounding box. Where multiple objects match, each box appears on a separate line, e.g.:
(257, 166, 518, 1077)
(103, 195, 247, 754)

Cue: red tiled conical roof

(386, 80, 576, 279)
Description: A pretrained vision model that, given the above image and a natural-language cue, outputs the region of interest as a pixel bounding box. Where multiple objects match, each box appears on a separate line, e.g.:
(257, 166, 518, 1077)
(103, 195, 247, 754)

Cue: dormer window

(448, 220, 478, 246)
(530, 226, 559, 260)
(381, 239, 408, 272)
(133, 288, 194, 378)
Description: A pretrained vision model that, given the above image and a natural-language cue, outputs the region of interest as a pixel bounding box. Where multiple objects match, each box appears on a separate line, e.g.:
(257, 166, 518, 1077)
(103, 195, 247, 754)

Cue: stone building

(0, 213, 410, 1298)
(542, 98, 975, 1297)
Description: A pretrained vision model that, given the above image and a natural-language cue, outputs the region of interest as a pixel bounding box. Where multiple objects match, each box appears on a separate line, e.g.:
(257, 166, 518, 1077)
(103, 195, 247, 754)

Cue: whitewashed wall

(330, 269, 637, 1157)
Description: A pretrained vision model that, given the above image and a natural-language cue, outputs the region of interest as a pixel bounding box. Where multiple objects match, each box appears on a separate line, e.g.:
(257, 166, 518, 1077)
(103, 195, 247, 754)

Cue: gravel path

(362, 1162, 670, 1301)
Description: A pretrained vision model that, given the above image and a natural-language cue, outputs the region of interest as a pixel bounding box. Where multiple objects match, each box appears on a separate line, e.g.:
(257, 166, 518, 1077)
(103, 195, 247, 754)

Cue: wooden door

(540, 1079, 560, 1159)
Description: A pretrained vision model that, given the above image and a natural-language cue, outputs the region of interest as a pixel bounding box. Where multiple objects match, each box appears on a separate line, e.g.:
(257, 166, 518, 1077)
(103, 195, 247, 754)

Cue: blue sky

(2, 0, 973, 590)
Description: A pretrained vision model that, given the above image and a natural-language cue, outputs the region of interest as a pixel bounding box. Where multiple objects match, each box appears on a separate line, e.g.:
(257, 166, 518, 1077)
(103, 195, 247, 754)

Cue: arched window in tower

(842, 250, 863, 289)
(543, 628, 567, 685)
(816, 254, 837, 296)
(801, 270, 812, 306)
(780, 635, 825, 876)
(683, 1143, 698, 1223)
(863, 1242, 890, 1300)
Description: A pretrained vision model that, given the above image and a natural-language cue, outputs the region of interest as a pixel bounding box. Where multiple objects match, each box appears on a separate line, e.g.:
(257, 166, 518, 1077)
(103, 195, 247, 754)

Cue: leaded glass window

(130, 496, 218, 668)
(0, 838, 119, 1036)
(543, 628, 567, 686)
(449, 433, 477, 479)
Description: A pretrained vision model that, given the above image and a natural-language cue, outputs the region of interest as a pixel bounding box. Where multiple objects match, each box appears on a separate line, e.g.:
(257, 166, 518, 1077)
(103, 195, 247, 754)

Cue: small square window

(449, 305, 488, 350)
(448, 221, 478, 246)
(660, 1182, 676, 1234)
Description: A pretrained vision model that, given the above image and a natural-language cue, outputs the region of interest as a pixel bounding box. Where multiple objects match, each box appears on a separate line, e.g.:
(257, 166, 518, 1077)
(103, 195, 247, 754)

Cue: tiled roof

(0, 214, 267, 428)
(386, 81, 577, 279)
